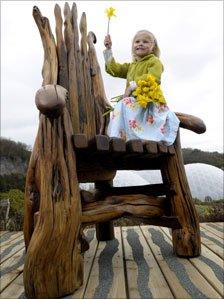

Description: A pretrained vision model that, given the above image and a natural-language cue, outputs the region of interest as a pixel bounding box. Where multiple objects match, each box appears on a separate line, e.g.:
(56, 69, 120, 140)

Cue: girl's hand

(123, 86, 132, 98)
(104, 35, 112, 49)
(123, 81, 137, 98)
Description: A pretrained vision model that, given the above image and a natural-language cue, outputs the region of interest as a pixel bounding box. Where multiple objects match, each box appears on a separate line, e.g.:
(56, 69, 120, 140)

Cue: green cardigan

(105, 54, 163, 85)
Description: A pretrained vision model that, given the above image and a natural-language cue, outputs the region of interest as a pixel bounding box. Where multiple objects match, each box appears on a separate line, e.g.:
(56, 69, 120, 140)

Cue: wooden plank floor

(0, 223, 223, 299)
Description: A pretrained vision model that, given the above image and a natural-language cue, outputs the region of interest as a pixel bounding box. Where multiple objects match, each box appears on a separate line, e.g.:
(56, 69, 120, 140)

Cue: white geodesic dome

(184, 163, 223, 201)
(80, 163, 223, 202)
(128, 163, 223, 201)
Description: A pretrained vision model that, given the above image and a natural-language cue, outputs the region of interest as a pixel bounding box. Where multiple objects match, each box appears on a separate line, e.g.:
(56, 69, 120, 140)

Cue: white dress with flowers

(104, 50, 180, 146)
(108, 98, 179, 146)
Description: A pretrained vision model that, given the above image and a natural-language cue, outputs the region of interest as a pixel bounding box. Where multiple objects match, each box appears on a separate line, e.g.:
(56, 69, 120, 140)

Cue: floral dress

(104, 50, 180, 146)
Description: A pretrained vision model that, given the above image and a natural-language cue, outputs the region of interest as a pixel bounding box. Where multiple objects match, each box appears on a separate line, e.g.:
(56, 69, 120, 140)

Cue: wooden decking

(0, 223, 223, 299)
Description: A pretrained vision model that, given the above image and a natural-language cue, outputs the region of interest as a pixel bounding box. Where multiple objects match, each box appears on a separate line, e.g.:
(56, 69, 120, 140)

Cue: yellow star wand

(105, 7, 116, 35)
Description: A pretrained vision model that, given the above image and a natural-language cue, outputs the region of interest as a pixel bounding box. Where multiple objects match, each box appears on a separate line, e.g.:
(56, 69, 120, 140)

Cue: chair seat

(73, 134, 175, 175)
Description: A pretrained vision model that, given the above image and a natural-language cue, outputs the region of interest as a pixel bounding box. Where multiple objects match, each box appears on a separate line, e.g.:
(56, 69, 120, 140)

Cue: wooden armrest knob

(175, 112, 206, 134)
(35, 84, 67, 118)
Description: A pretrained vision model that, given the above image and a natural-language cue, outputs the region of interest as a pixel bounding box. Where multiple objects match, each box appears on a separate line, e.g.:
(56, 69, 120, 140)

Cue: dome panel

(79, 163, 223, 201)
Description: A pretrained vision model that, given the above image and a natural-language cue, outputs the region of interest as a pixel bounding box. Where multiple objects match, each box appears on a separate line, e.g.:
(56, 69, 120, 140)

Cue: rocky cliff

(0, 156, 28, 176)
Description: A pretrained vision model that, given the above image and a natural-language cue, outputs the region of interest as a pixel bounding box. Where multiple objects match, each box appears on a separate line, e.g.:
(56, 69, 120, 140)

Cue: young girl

(103, 30, 180, 145)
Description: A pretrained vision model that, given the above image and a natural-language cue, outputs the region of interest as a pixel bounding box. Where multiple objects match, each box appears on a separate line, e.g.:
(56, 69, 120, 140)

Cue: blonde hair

(132, 30, 160, 60)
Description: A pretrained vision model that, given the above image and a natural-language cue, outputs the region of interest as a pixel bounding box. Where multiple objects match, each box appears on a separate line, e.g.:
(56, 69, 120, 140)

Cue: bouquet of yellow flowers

(132, 74, 166, 108)
(102, 75, 166, 116)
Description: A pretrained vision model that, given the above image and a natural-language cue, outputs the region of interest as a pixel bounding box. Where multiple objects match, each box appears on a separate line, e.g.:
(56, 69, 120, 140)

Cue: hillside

(0, 138, 31, 191)
(0, 137, 31, 175)
(182, 148, 223, 170)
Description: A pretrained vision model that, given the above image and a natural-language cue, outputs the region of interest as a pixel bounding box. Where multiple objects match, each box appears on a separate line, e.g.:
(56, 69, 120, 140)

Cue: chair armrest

(175, 112, 206, 134)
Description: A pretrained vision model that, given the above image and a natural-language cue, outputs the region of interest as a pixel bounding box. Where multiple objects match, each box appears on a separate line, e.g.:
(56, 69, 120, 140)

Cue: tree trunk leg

(23, 110, 83, 299)
(95, 180, 115, 241)
(161, 131, 201, 257)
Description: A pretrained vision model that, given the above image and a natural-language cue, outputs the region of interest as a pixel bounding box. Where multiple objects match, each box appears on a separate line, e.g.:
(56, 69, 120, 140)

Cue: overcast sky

(1, 1, 223, 152)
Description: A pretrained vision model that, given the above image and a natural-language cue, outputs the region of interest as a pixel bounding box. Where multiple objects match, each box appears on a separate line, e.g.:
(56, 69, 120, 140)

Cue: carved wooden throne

(23, 3, 206, 299)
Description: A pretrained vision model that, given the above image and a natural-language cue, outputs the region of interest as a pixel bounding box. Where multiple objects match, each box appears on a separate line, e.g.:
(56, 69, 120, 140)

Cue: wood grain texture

(122, 226, 174, 299)
(64, 3, 80, 133)
(23, 109, 83, 299)
(141, 226, 221, 299)
(71, 2, 86, 135)
(161, 226, 224, 297)
(175, 112, 206, 134)
(79, 13, 96, 139)
(2, 224, 223, 299)
(35, 84, 67, 118)
(81, 194, 167, 224)
(0, 248, 25, 292)
(33, 6, 58, 85)
(87, 31, 112, 135)
(54, 4, 68, 90)
(0, 273, 25, 299)
(161, 131, 201, 257)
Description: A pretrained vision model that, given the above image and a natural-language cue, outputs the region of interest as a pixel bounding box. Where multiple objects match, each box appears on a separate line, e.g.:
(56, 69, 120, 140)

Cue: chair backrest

(33, 3, 110, 140)
(33, 3, 206, 141)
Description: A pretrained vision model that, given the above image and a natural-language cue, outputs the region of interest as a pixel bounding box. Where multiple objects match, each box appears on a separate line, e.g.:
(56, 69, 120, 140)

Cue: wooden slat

(0, 231, 8, 237)
(190, 245, 224, 296)
(86, 134, 110, 153)
(87, 30, 112, 135)
(0, 232, 22, 247)
(201, 223, 224, 239)
(143, 140, 158, 154)
(1, 234, 24, 264)
(157, 142, 168, 154)
(215, 223, 224, 228)
(122, 226, 174, 299)
(32, 6, 58, 86)
(168, 145, 175, 155)
(54, 4, 68, 90)
(161, 226, 224, 297)
(0, 248, 25, 292)
(79, 12, 96, 139)
(199, 227, 224, 259)
(126, 140, 143, 153)
(64, 2, 80, 134)
(109, 137, 126, 153)
(141, 225, 221, 299)
(83, 227, 126, 299)
(94, 135, 110, 151)
(0, 273, 25, 299)
(1, 225, 223, 298)
(72, 228, 98, 298)
(73, 133, 89, 149)
(0, 232, 23, 250)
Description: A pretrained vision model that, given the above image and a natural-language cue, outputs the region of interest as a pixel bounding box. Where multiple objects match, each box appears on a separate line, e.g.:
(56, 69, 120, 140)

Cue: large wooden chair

(23, 3, 206, 298)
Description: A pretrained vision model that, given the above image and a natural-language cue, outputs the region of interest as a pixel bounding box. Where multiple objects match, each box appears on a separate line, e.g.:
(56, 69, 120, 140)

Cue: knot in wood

(35, 84, 67, 118)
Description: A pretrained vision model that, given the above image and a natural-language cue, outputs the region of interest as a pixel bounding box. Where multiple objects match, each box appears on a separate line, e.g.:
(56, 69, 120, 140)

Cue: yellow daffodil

(105, 7, 116, 35)
(133, 74, 166, 108)
(143, 87, 149, 92)
(105, 7, 116, 18)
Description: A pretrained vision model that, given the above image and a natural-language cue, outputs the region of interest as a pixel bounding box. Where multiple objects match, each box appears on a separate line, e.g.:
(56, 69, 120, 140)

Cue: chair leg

(161, 132, 201, 257)
(96, 221, 115, 241)
(95, 180, 115, 241)
(23, 111, 84, 298)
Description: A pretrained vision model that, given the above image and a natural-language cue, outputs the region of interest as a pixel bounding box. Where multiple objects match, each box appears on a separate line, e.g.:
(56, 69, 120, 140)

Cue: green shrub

(0, 174, 26, 192)
(0, 189, 24, 230)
